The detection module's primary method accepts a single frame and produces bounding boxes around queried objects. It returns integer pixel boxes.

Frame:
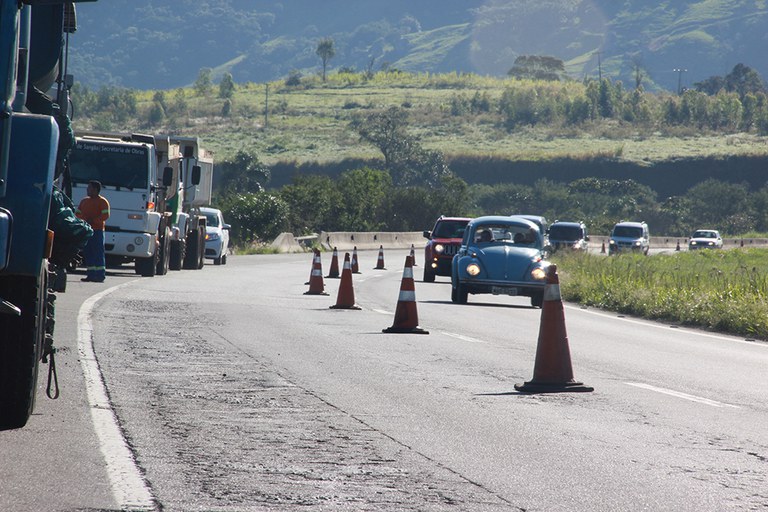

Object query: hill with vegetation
[70,68,768,245]
[71,0,768,94]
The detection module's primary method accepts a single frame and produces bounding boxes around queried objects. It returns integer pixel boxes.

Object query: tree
[194,67,213,96]
[280,175,344,233]
[508,55,566,81]
[214,150,270,195]
[219,72,235,99]
[221,192,289,244]
[694,64,766,99]
[316,37,335,82]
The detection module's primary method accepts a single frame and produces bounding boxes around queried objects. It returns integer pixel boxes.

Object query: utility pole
[673,68,687,95]
[264,83,269,130]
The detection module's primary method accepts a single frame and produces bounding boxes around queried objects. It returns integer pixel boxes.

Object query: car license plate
[492,286,517,296]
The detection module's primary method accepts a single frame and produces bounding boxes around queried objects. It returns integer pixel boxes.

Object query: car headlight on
[531,267,547,281]
[207,232,219,241]
[690,241,697,246]
[707,241,714,246]
[434,243,445,254]
[634,241,642,247]
[609,240,616,245]
[466,263,480,276]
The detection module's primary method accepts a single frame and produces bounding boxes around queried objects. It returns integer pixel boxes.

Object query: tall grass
[553,249,768,340]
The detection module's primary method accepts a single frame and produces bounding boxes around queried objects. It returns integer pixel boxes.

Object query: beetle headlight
[434,243,444,254]
[531,267,547,281]
[466,263,480,276]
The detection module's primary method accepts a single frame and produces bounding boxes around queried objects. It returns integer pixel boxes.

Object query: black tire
[196,226,205,269]
[213,255,222,265]
[423,268,435,283]
[222,253,227,265]
[0,265,45,430]
[156,227,171,275]
[135,254,157,277]
[531,292,544,308]
[451,281,467,304]
[169,239,185,271]
[183,230,200,270]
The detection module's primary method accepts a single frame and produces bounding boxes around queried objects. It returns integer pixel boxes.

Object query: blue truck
[0,0,95,430]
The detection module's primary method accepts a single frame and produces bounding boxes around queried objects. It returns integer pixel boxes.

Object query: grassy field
[122,73,768,170]
[552,249,768,340]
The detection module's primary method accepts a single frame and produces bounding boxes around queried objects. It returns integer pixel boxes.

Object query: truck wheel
[196,226,205,269]
[0,265,45,430]
[183,230,200,270]
[135,254,157,277]
[156,227,171,275]
[169,239,184,271]
[423,268,435,283]
[530,292,544,308]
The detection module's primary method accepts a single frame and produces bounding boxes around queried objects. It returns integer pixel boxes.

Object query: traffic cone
[330,253,361,310]
[410,244,418,266]
[326,247,340,278]
[374,245,386,270]
[675,240,681,251]
[351,246,361,274]
[304,249,328,295]
[515,264,593,393]
[383,255,429,334]
[600,241,606,254]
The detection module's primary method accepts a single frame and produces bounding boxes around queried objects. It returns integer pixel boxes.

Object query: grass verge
[551,249,768,340]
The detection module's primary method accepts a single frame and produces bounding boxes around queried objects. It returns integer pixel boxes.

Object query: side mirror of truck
[223,224,231,230]
[162,166,173,187]
[191,165,201,185]
[423,230,431,239]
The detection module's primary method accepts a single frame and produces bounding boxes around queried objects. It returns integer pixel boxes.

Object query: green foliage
[194,68,213,96]
[219,72,235,99]
[508,55,566,81]
[214,150,270,195]
[220,192,289,244]
[554,250,768,340]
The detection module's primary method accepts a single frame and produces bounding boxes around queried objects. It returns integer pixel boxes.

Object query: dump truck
[69,132,173,276]
[0,0,96,430]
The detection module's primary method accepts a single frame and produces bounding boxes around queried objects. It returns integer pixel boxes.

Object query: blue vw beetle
[451,216,551,307]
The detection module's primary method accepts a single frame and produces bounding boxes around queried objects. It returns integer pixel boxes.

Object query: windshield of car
[70,141,150,190]
[204,212,220,227]
[612,226,643,238]
[472,223,539,247]
[692,230,716,238]
[549,224,583,240]
[433,220,469,238]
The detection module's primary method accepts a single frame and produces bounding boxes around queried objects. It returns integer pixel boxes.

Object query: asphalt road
[1,250,767,511]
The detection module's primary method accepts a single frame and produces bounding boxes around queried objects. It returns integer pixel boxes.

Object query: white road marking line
[626,382,739,409]
[441,331,487,344]
[372,308,393,315]
[78,282,156,511]
[567,304,768,347]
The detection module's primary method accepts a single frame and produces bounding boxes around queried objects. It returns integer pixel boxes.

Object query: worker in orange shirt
[76,180,110,282]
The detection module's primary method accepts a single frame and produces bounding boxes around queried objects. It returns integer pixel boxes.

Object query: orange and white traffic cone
[330,253,361,310]
[351,246,361,274]
[383,255,428,334]
[374,245,386,270]
[304,249,328,295]
[327,247,340,278]
[409,244,417,266]
[514,264,592,393]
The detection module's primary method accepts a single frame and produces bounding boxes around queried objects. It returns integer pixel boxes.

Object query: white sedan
[688,229,723,250]
[200,207,231,264]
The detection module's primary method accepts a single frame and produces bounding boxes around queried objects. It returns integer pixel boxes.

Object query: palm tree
[316,38,335,82]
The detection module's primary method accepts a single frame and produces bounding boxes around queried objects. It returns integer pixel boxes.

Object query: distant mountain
[69,0,768,93]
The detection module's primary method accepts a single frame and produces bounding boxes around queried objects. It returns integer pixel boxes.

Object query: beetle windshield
[473,223,540,248]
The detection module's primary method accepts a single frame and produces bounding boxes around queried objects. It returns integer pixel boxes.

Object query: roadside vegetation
[70,65,768,247]
[552,250,768,340]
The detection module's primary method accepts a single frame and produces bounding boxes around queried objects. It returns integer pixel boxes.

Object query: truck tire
[183,230,200,270]
[156,227,171,276]
[135,255,156,277]
[196,225,205,269]
[0,265,45,430]
[169,239,185,271]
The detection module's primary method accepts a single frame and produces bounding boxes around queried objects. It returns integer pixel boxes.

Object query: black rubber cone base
[304,291,329,296]
[382,326,429,334]
[514,380,594,393]
[330,304,362,310]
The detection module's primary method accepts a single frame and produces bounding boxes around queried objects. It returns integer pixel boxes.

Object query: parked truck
[69,132,173,276]
[0,0,95,430]
[155,135,213,271]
